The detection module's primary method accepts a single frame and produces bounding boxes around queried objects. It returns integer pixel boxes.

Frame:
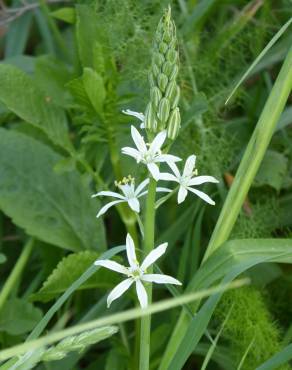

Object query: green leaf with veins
[0,129,105,252]
[0,64,70,149]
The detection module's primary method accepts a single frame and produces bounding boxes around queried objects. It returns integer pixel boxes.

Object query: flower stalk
[139,177,157,370]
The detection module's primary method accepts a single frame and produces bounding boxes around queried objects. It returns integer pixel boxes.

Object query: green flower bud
[144,102,157,132]
[157,97,170,123]
[165,80,176,99]
[150,86,162,108]
[148,72,155,88]
[162,61,173,76]
[153,52,164,67]
[167,108,181,140]
[158,73,168,92]
[166,49,177,63]
[170,64,178,80]
[171,86,180,109]
[159,42,168,54]
[152,63,160,78]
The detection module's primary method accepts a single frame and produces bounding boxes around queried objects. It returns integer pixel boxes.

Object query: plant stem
[139,178,157,370]
[203,44,292,262]
[0,238,34,312]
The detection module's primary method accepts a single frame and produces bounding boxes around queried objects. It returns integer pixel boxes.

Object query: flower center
[128,266,143,280]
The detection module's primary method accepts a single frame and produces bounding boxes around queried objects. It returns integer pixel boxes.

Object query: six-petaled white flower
[159,155,219,204]
[94,234,182,308]
[122,109,145,129]
[92,177,171,217]
[121,126,181,180]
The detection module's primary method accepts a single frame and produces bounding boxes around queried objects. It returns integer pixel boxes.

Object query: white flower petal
[187,187,215,205]
[131,125,147,152]
[135,179,150,196]
[158,172,178,182]
[188,176,219,186]
[107,278,134,307]
[96,200,124,217]
[126,233,138,268]
[183,155,196,178]
[94,260,128,275]
[128,197,140,213]
[147,163,160,180]
[121,147,141,160]
[135,280,148,308]
[167,161,181,178]
[122,109,145,122]
[141,242,168,271]
[156,187,172,193]
[92,191,125,200]
[155,154,182,163]
[142,274,182,285]
[177,186,188,204]
[149,130,166,153]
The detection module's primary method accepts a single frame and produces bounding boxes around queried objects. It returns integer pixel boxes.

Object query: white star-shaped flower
[121,126,181,180]
[122,109,145,129]
[159,155,219,204]
[94,234,182,308]
[92,178,171,217]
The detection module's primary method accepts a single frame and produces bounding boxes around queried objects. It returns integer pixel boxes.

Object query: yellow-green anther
[158,97,170,123]
[150,87,162,108]
[158,73,168,92]
[167,107,181,140]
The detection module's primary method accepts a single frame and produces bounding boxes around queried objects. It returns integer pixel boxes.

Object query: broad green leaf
[31,251,121,302]
[0,129,105,252]
[254,150,288,191]
[51,7,76,24]
[160,239,292,370]
[0,298,42,335]
[83,68,106,115]
[276,106,292,131]
[0,64,70,148]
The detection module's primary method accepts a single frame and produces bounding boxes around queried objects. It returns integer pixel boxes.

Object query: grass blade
[0,279,248,362]
[225,17,292,104]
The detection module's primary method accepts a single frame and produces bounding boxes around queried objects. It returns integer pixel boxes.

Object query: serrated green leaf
[0,64,70,149]
[31,251,120,302]
[0,298,42,335]
[0,129,105,252]
[254,150,288,191]
[51,7,76,24]
[83,68,106,115]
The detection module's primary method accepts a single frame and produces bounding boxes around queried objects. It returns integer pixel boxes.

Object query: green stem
[139,178,157,370]
[0,238,34,312]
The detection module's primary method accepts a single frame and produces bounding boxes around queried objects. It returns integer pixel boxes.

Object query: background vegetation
[0,0,291,369]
